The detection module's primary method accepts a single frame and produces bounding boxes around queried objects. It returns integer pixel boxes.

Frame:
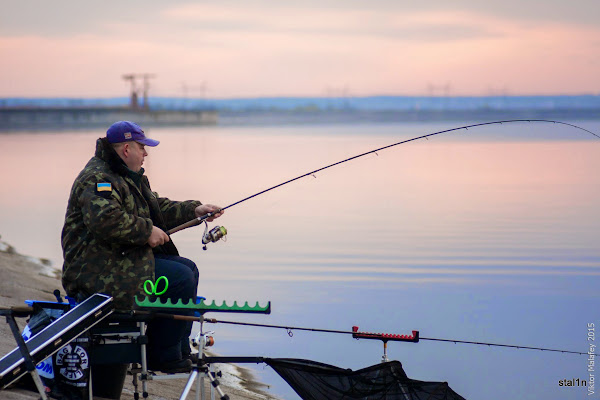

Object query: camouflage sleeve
[80,182,153,246]
[154,193,202,230]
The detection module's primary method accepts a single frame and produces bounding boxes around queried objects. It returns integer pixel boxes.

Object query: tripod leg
[205,369,229,400]
[200,374,205,400]
[180,370,199,400]
[210,364,215,400]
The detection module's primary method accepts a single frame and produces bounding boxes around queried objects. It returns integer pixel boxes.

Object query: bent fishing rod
[168,119,599,236]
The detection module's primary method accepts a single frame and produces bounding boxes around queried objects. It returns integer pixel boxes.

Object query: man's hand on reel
[195,204,224,222]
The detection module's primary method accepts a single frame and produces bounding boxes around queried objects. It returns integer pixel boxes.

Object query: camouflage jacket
[61,138,201,309]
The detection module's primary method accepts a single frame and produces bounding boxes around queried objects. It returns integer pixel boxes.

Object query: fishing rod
[150,311,593,355]
[202,317,596,357]
[168,119,599,235]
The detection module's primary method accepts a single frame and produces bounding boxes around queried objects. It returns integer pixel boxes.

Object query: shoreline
[0,237,281,400]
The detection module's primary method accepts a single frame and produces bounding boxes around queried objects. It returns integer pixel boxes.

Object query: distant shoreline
[217,108,600,126]
[0,107,599,132]
[1,93,599,131]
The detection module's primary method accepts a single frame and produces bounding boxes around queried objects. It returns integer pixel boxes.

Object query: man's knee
[173,256,199,282]
[156,268,195,298]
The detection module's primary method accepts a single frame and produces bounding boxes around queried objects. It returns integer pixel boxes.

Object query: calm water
[1,120,599,399]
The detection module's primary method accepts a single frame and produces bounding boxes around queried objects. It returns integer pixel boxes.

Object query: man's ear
[121,142,130,157]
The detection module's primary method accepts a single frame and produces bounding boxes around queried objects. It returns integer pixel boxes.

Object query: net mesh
[266,358,466,400]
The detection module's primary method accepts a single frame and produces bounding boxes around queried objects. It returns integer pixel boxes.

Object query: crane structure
[122,73,156,110]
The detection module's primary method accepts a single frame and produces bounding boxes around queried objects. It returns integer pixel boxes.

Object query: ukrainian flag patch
[97,182,112,192]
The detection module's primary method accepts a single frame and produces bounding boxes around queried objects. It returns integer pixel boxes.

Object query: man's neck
[126,166,145,186]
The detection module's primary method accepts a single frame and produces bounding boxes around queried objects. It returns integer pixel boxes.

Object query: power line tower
[122,73,156,110]
[426,82,451,97]
[180,81,207,98]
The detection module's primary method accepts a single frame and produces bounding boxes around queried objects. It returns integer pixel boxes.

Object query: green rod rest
[134,296,271,315]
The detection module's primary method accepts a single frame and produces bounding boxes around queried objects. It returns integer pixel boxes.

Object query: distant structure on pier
[0,74,218,131]
[122,73,155,110]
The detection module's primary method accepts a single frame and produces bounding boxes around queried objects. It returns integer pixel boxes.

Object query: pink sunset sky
[1,0,599,98]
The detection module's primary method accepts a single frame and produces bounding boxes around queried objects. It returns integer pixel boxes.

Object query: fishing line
[417,336,593,355]
[168,119,599,234]
[204,317,596,356]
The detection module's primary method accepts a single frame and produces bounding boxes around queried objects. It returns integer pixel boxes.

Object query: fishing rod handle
[168,207,223,235]
[167,216,204,235]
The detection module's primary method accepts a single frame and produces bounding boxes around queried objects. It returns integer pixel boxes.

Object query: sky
[1,0,599,98]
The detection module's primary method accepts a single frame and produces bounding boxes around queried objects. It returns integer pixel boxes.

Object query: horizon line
[1,93,600,101]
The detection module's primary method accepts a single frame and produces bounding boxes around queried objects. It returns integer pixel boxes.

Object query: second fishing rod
[168,119,599,240]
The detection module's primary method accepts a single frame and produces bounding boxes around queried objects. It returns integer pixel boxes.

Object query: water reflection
[1,125,598,283]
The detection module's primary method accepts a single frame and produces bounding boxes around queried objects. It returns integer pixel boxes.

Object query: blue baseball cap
[106,121,159,147]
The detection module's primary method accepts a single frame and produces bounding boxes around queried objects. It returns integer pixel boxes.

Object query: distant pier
[0,106,218,131]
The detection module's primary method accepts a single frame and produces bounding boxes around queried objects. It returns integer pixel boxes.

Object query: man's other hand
[195,204,224,222]
[148,226,170,247]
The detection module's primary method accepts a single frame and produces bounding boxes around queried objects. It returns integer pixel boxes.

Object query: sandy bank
[0,238,281,400]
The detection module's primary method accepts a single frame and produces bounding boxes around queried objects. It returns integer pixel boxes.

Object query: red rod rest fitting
[352,326,420,343]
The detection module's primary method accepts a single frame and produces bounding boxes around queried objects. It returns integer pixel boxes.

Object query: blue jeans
[146,254,198,362]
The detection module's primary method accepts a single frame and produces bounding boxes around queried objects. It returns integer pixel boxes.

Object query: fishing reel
[202,221,227,250]
[192,331,215,348]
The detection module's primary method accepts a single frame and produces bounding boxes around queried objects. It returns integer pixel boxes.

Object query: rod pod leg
[139,321,149,398]
[5,313,48,400]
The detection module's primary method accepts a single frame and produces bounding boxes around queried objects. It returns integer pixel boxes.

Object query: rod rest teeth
[134,295,271,314]
[352,326,419,343]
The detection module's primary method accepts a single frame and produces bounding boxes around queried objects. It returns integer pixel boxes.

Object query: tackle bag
[21,301,92,399]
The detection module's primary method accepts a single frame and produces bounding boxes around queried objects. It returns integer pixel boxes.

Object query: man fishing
[61,120,223,373]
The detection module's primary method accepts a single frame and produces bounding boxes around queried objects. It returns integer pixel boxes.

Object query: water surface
[0,120,598,399]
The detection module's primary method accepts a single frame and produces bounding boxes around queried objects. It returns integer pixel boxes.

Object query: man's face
[124,141,148,172]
